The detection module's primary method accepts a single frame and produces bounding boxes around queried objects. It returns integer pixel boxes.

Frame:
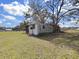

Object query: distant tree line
[0,27,5,31]
[12,21,28,31]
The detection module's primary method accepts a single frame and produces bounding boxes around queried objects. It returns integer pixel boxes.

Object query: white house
[26,15,53,36]
[5,28,12,31]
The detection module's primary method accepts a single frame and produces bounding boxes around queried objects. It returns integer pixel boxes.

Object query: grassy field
[0,30,79,59]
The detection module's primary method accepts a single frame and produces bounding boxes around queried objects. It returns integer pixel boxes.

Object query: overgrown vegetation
[12,21,28,31]
[24,0,79,33]
[0,30,79,59]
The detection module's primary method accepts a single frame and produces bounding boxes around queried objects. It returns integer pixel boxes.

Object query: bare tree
[45,0,79,32]
[25,0,48,23]
[71,0,79,5]
[24,0,79,33]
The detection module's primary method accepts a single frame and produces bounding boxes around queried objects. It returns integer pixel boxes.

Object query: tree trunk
[52,24,61,33]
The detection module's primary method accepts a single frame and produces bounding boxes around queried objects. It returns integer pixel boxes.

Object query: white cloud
[5,15,16,20]
[0,21,4,27]
[61,8,67,13]
[7,23,11,25]
[0,1,30,16]
[70,20,77,23]
[2,19,6,22]
[44,0,49,2]
[0,21,2,24]
[0,14,16,20]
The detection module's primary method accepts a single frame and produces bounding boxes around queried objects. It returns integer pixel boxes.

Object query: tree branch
[58,8,79,23]
[56,0,64,24]
[46,3,54,13]
[60,8,79,18]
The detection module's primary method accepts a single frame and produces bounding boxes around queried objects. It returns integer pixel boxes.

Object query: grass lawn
[0,30,79,59]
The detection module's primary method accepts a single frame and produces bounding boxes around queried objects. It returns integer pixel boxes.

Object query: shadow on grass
[35,31,79,52]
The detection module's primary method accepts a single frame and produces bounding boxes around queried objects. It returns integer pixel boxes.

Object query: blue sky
[0,0,79,28]
[0,0,26,27]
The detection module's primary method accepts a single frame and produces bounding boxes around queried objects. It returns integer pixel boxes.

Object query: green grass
[0,30,79,59]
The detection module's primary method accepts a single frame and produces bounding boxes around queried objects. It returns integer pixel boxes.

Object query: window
[42,25,45,29]
[30,24,35,29]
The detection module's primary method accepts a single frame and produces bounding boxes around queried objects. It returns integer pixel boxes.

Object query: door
[25,25,29,34]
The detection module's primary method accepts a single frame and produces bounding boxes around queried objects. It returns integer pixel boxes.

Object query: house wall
[38,24,53,34]
[29,24,39,35]
[27,15,53,35]
[28,23,53,36]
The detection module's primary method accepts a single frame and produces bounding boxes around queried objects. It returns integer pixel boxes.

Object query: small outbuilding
[25,15,53,36]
